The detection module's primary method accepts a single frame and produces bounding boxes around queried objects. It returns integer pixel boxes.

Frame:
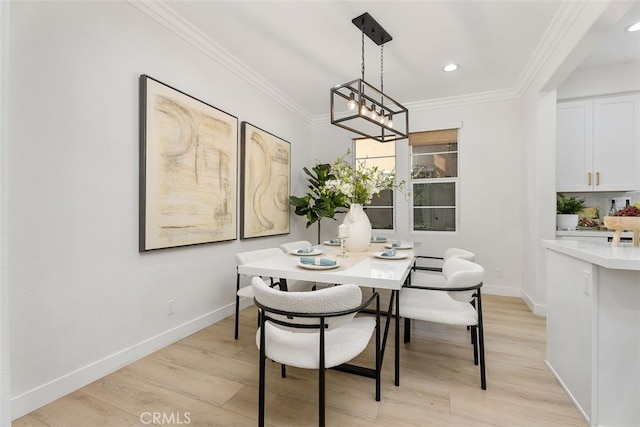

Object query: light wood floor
[13,294,586,426]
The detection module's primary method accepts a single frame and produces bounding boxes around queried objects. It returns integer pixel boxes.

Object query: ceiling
[161,0,640,118]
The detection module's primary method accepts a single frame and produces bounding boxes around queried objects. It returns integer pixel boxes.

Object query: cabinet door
[593,94,640,191]
[556,100,593,192]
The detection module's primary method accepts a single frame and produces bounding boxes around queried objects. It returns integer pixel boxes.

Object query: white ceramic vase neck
[343,204,372,252]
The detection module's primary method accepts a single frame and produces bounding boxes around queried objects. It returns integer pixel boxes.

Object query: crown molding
[129,0,586,127]
[513,0,588,96]
[127,0,315,123]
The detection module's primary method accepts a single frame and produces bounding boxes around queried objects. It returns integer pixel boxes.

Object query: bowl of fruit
[603,203,640,246]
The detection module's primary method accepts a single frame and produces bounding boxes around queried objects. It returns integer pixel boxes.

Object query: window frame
[408,127,461,234]
[353,138,398,232]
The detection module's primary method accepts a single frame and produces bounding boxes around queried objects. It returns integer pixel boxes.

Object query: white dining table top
[237,242,418,290]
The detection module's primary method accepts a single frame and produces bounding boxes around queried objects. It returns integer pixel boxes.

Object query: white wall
[558,61,640,100]
[311,97,526,298]
[518,0,631,315]
[1,1,10,425]
[8,1,313,418]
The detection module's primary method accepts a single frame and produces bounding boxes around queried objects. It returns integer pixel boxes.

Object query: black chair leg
[404,318,411,343]
[281,364,286,378]
[234,274,241,340]
[319,320,326,426]
[471,325,478,365]
[477,291,487,390]
[258,315,266,426]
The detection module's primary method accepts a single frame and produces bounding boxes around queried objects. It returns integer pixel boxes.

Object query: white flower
[320,151,405,205]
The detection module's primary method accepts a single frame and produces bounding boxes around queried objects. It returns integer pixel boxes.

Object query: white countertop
[556,229,633,238]
[541,239,640,270]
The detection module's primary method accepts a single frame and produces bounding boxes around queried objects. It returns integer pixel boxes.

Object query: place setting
[372,248,409,260]
[296,256,341,270]
[288,246,324,256]
[384,240,413,250]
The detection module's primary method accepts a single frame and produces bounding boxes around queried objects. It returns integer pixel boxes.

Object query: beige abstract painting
[241,122,290,238]
[140,75,238,251]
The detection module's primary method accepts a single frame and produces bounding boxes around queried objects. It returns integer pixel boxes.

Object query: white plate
[373,251,409,260]
[384,243,413,250]
[323,240,341,246]
[297,260,340,270]
[289,249,323,256]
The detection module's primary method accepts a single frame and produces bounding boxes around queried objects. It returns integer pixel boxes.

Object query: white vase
[557,214,579,231]
[343,203,372,252]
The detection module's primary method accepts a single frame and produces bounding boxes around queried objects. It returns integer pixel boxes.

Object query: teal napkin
[300,257,337,266]
[371,236,387,242]
[296,246,314,254]
[391,241,402,248]
[381,249,397,257]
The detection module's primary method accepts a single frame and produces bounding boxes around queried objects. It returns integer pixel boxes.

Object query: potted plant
[289,163,349,243]
[556,193,586,231]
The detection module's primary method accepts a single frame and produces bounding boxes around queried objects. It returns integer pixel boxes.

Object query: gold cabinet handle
[596,172,600,186]
[588,172,592,186]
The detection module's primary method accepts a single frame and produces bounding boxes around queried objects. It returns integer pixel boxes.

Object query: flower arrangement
[322,150,404,206]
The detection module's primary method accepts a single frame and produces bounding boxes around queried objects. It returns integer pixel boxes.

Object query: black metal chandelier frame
[330,12,409,143]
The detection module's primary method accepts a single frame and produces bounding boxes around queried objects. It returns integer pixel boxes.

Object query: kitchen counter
[556,229,633,238]
[542,239,640,426]
[541,239,640,270]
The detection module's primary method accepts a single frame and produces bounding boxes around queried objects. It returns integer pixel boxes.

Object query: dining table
[237,240,420,387]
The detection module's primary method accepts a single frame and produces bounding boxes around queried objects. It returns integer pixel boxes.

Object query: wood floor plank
[12,295,587,426]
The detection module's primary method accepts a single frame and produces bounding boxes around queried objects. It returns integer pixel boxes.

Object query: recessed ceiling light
[443,63,459,72]
[627,21,640,32]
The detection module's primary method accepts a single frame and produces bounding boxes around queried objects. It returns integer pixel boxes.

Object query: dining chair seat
[400,288,477,325]
[258,317,376,369]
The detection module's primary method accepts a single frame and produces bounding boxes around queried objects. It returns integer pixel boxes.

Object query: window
[410,128,459,232]
[354,138,396,230]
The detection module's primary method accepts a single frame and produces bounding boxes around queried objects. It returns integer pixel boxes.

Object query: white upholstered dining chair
[234,247,313,340]
[400,257,487,389]
[410,247,476,288]
[252,276,381,426]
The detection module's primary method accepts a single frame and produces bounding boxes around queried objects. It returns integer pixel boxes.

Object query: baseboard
[521,289,547,317]
[482,284,521,298]
[11,304,236,420]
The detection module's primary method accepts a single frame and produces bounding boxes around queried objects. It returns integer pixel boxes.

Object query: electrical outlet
[496,268,503,278]
[167,299,175,316]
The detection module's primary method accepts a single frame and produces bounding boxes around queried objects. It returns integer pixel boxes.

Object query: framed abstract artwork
[139,74,238,251]
[240,122,291,239]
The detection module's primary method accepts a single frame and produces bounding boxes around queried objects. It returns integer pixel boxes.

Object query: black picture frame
[139,74,238,251]
[240,122,291,239]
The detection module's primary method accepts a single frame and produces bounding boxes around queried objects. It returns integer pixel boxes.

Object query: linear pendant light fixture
[330,12,409,143]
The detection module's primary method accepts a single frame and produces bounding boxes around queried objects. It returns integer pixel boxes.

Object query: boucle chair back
[252,276,362,330]
[279,240,313,253]
[236,247,283,265]
[444,248,476,262]
[443,257,485,302]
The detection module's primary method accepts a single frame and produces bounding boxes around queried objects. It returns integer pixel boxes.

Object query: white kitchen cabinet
[556,93,640,192]
[543,240,640,426]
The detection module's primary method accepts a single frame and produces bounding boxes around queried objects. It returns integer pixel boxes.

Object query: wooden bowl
[603,216,640,246]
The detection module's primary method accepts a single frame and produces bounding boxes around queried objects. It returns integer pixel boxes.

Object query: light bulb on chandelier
[347,93,358,111]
